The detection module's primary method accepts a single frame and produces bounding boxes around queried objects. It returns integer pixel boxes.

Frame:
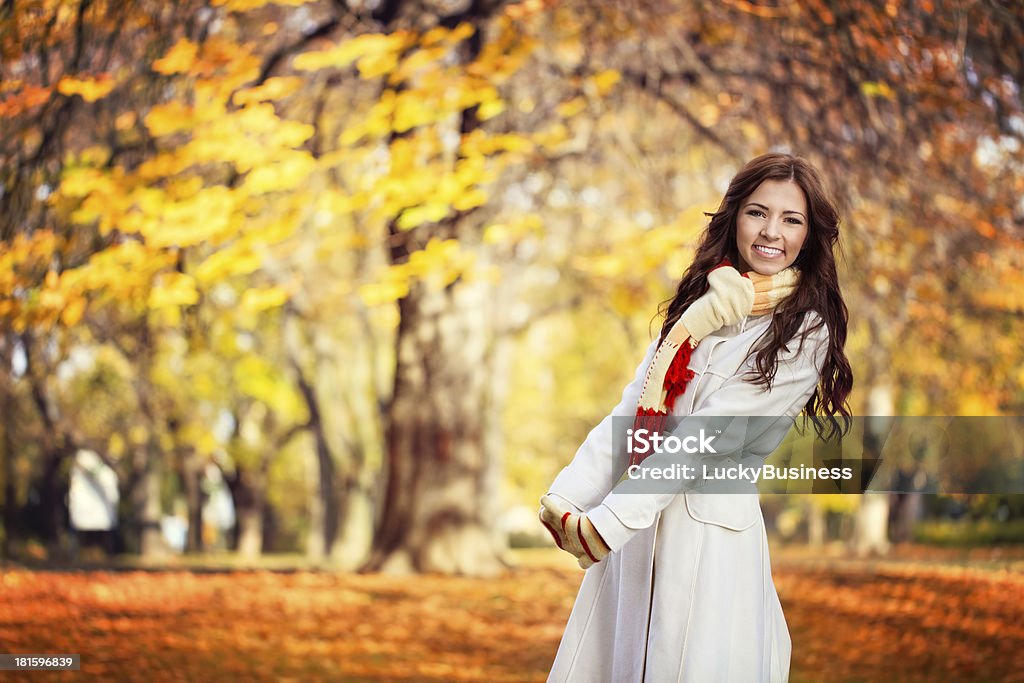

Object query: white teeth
[754,245,782,255]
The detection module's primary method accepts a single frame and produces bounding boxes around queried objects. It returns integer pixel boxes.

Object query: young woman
[539,153,853,683]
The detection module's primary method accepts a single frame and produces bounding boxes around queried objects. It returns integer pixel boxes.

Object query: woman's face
[734,179,809,275]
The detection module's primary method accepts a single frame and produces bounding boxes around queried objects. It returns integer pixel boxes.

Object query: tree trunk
[1,376,17,559]
[333,475,373,571]
[236,505,263,559]
[36,450,70,549]
[294,366,337,562]
[891,491,923,544]
[807,500,826,547]
[21,334,73,553]
[852,492,890,557]
[115,466,140,555]
[480,332,515,559]
[135,445,166,559]
[332,411,372,569]
[226,462,267,560]
[115,324,167,560]
[353,1,514,576]
[366,276,505,576]
[331,275,386,570]
[304,442,327,561]
[173,442,205,554]
[851,381,893,557]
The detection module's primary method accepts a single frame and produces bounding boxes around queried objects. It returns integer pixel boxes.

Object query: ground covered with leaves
[1,549,1023,682]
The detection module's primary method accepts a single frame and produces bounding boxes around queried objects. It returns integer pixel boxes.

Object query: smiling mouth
[753,244,784,257]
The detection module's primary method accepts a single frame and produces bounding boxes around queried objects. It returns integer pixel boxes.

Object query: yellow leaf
[397,203,450,230]
[477,99,505,120]
[393,93,439,132]
[483,223,510,244]
[293,33,408,72]
[108,433,125,458]
[145,101,196,136]
[59,167,110,198]
[149,273,199,309]
[453,188,487,211]
[532,123,568,149]
[232,102,282,135]
[556,97,587,118]
[233,355,305,420]
[590,69,621,95]
[860,81,896,100]
[153,38,199,75]
[493,133,534,153]
[319,190,362,215]
[407,238,463,278]
[420,26,451,48]
[57,74,116,102]
[358,280,408,306]
[338,123,366,146]
[448,22,475,43]
[195,246,263,285]
[357,51,399,79]
[574,253,625,277]
[136,152,187,180]
[212,0,315,9]
[129,425,149,446]
[698,103,719,126]
[232,77,304,106]
[957,392,998,416]
[139,187,235,248]
[242,152,316,195]
[270,119,315,148]
[240,286,289,313]
[61,296,87,327]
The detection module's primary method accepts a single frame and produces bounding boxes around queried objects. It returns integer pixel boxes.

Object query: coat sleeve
[545,337,660,514]
[587,312,831,552]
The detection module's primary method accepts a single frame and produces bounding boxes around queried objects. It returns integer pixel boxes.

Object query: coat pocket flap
[684,492,759,531]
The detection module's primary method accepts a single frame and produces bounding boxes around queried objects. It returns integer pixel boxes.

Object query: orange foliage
[1,559,1023,682]
[775,555,1024,682]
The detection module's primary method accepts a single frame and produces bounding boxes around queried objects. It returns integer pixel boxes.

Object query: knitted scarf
[629,259,797,469]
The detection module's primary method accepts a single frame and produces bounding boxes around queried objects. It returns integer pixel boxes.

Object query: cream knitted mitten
[538,495,610,570]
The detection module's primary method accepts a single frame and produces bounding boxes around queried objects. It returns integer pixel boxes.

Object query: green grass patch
[913,518,1024,546]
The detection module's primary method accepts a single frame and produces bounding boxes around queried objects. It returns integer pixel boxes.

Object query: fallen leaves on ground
[0,552,1022,682]
[775,561,1024,683]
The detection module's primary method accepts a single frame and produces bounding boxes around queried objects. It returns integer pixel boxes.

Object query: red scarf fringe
[663,339,696,411]
[630,338,697,468]
[633,407,669,435]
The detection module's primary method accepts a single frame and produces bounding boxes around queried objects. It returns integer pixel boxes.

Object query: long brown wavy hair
[656,153,853,441]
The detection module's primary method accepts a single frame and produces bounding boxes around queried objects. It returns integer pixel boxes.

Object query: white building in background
[161,514,188,552]
[68,449,118,532]
[202,462,235,549]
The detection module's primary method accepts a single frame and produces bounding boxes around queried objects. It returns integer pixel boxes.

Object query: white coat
[545,309,831,683]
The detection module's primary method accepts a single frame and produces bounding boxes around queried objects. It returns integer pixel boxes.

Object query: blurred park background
[2,0,1024,680]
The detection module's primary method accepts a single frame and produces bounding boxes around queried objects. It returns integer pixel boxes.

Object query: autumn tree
[3,0,1021,570]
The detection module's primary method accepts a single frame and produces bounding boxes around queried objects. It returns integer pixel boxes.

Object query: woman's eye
[747,210,765,218]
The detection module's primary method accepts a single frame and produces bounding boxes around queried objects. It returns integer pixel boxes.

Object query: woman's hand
[539,495,611,570]
[674,265,755,343]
